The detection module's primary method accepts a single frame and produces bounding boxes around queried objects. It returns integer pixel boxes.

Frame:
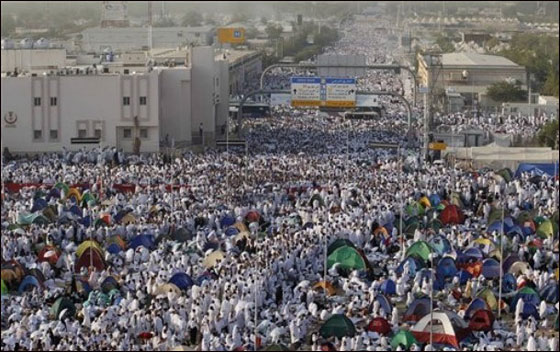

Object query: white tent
[411,310,470,348]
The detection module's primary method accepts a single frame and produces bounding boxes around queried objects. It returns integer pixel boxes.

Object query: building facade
[1,47,229,154]
[418,52,526,108]
[79,26,215,53]
[1,48,67,74]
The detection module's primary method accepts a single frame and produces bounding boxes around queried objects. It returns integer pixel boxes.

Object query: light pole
[498,198,505,318]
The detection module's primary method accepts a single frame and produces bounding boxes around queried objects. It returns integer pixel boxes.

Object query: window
[50,130,58,139]
[78,129,87,138]
[195,32,200,38]
[123,128,132,138]
[34,97,41,106]
[94,128,102,139]
[177,32,183,37]
[94,122,103,139]
[123,96,130,105]
[139,96,147,105]
[140,128,148,139]
[34,130,42,140]
[215,77,220,87]
[50,97,57,106]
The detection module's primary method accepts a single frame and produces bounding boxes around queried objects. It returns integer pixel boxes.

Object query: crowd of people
[1,17,559,352]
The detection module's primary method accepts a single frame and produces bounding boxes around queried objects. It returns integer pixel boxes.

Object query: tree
[182,10,202,27]
[265,24,283,39]
[260,16,268,25]
[537,119,559,149]
[435,35,455,53]
[486,81,527,103]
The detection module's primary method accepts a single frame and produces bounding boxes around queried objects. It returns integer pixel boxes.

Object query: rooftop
[215,50,259,65]
[441,52,519,67]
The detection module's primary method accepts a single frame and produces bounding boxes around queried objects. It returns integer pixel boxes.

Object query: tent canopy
[391,329,418,350]
[169,272,195,290]
[203,250,225,269]
[515,162,559,178]
[129,234,156,250]
[411,310,470,348]
[327,245,367,271]
[50,297,76,320]
[18,275,42,294]
[403,297,432,322]
[319,314,356,338]
[405,241,433,262]
[327,239,355,256]
[367,317,392,335]
[313,281,337,296]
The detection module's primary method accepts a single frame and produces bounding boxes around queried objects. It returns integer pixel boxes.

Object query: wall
[1,72,159,154]
[1,49,67,73]
[191,46,216,145]
[158,68,192,146]
[81,27,213,53]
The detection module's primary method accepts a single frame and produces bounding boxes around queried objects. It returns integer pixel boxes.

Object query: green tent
[327,245,366,271]
[327,239,355,256]
[262,344,290,351]
[488,208,505,226]
[404,216,419,226]
[404,222,419,235]
[18,213,49,226]
[497,168,513,183]
[319,314,356,338]
[477,287,498,311]
[405,241,432,262]
[309,194,325,207]
[54,182,70,195]
[537,219,554,238]
[406,203,425,217]
[33,190,47,199]
[1,279,7,295]
[534,216,546,226]
[81,192,97,207]
[391,329,418,350]
[516,211,534,225]
[50,297,76,320]
[428,219,443,232]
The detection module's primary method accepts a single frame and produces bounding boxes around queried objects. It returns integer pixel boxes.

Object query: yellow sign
[325,101,356,108]
[429,142,447,151]
[217,27,245,44]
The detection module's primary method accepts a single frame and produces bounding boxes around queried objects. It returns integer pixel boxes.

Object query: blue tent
[69,205,82,218]
[31,198,48,212]
[465,298,489,320]
[429,194,441,207]
[225,227,239,237]
[507,226,525,240]
[47,188,61,201]
[383,221,394,235]
[18,275,41,294]
[455,269,473,285]
[520,303,539,320]
[511,288,541,308]
[481,258,501,279]
[129,234,155,250]
[502,273,517,293]
[196,271,218,286]
[78,215,91,228]
[220,216,236,228]
[374,294,392,315]
[169,273,194,290]
[403,297,431,322]
[463,247,484,261]
[417,268,436,283]
[429,236,452,256]
[380,279,396,295]
[107,243,122,254]
[515,162,559,178]
[396,256,424,276]
[502,254,520,273]
[540,282,559,304]
[436,257,458,280]
[203,241,219,252]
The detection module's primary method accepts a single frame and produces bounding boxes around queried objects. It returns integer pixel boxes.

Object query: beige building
[417,52,526,108]
[1,48,67,74]
[216,49,262,96]
[1,46,229,154]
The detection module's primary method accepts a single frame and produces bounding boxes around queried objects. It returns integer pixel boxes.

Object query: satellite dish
[461,70,469,79]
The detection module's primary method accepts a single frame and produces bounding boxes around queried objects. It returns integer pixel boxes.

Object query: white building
[1,46,229,154]
[79,26,215,53]
[1,48,67,74]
